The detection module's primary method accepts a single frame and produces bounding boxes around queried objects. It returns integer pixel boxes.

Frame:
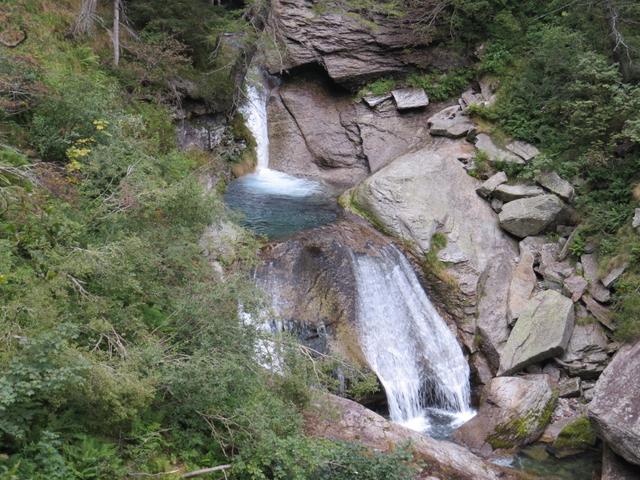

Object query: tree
[72,0,123,66]
[602,0,636,81]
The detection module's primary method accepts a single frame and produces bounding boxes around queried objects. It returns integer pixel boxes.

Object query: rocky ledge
[264,0,466,85]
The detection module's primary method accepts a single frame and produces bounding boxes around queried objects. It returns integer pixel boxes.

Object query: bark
[113,0,120,66]
[72,0,98,37]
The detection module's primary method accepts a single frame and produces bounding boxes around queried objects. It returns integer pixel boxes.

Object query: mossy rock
[487,392,558,450]
[552,416,597,451]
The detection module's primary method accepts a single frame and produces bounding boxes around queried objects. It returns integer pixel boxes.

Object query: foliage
[407,68,473,102]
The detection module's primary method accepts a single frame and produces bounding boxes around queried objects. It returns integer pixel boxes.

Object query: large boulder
[306,394,521,480]
[454,375,556,452]
[588,341,640,466]
[498,194,566,238]
[499,290,575,375]
[349,138,518,368]
[265,0,464,85]
[268,78,433,186]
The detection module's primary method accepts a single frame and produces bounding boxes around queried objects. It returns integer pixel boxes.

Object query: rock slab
[536,171,575,202]
[391,88,429,109]
[589,341,640,466]
[499,290,575,375]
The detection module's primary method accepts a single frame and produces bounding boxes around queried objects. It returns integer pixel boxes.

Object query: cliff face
[264,0,467,85]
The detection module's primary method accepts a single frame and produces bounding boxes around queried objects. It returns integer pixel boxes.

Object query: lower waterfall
[351,245,474,434]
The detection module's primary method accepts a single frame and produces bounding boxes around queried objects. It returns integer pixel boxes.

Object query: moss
[423,233,457,289]
[338,189,392,236]
[229,112,257,175]
[488,393,558,450]
[552,417,597,450]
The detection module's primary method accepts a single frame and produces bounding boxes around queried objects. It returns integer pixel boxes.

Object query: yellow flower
[93,119,110,131]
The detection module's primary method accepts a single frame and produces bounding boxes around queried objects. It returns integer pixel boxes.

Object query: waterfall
[351,245,474,434]
[240,82,270,171]
[237,72,325,196]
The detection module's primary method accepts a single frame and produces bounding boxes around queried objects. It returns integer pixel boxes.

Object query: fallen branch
[128,465,231,479]
[181,465,232,478]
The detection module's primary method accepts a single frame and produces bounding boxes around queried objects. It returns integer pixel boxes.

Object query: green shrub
[407,68,473,102]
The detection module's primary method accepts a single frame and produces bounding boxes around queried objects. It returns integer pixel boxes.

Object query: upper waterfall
[240,81,270,171]
[351,245,474,435]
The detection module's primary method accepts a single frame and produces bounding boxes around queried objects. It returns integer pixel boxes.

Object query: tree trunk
[72,0,98,37]
[603,0,633,81]
[113,0,120,66]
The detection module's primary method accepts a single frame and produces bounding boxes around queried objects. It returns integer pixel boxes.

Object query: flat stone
[506,140,540,162]
[363,93,392,108]
[476,171,508,198]
[589,341,640,466]
[563,275,587,302]
[602,262,628,288]
[499,290,575,375]
[493,184,546,202]
[582,294,615,330]
[498,195,566,238]
[581,253,611,303]
[507,243,537,323]
[428,105,475,138]
[558,377,581,398]
[391,88,429,110]
[536,171,575,202]
[474,134,524,164]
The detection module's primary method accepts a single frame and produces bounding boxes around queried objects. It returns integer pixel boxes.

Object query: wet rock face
[589,341,640,466]
[256,219,393,365]
[453,374,556,453]
[268,77,434,187]
[349,138,518,368]
[264,0,465,85]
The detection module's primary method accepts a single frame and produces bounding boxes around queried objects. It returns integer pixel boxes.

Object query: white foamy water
[351,245,474,434]
[238,74,325,197]
[240,82,270,171]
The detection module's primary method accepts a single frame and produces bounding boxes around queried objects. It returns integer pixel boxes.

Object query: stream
[224,71,598,478]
